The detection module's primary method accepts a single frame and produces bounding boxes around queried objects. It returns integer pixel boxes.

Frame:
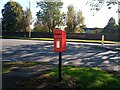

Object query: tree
[33,19,49,32]
[36,1,65,33]
[0,18,2,32]
[2,1,23,32]
[66,5,85,33]
[33,25,42,32]
[86,0,119,16]
[101,17,118,33]
[118,19,120,33]
[22,8,32,32]
[33,24,49,32]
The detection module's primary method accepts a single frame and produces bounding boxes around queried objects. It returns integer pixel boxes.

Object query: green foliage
[2,61,49,73]
[101,17,118,33]
[48,66,120,88]
[22,8,32,32]
[0,18,2,32]
[19,66,120,88]
[117,19,120,33]
[91,29,102,34]
[36,1,65,33]
[2,64,11,73]
[33,25,42,32]
[2,1,23,32]
[86,0,119,16]
[66,5,85,33]
[74,27,85,33]
[33,25,49,32]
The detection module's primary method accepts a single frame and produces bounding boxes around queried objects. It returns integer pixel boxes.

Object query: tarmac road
[1,39,120,72]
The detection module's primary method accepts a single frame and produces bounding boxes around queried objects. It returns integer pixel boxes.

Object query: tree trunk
[48,26,51,33]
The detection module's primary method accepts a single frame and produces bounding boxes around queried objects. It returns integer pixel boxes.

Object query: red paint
[54,30,66,52]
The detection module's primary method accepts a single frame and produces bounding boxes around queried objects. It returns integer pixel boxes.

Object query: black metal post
[58,52,62,82]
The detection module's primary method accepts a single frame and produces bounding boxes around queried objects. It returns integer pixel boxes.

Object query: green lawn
[67,39,116,44]
[18,66,120,89]
[30,38,54,41]
[2,61,49,73]
[2,36,117,44]
[30,38,117,44]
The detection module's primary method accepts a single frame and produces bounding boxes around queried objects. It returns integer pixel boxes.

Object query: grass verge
[2,36,117,44]
[18,66,120,89]
[30,38,117,44]
[2,61,50,73]
[67,39,117,44]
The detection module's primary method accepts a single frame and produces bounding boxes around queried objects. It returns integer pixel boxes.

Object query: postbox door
[56,39,60,49]
[54,38,61,52]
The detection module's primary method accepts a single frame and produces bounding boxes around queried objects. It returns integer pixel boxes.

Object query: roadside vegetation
[1,0,119,34]
[1,36,117,44]
[30,38,117,44]
[3,61,120,89]
[18,66,120,89]
[2,61,49,73]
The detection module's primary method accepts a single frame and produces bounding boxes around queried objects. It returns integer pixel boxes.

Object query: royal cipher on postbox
[54,30,66,52]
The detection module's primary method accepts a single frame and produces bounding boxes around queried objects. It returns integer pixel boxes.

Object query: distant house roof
[86,30,91,33]
[82,28,103,31]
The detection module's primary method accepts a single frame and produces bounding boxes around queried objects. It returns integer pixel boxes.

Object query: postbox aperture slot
[55,34,61,35]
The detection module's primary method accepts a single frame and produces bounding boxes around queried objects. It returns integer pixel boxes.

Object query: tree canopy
[86,0,119,16]
[65,5,85,33]
[101,17,118,33]
[36,1,65,33]
[0,18,2,32]
[118,19,120,33]
[23,8,32,32]
[2,1,23,32]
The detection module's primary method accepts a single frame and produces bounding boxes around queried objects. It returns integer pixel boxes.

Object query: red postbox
[54,30,66,52]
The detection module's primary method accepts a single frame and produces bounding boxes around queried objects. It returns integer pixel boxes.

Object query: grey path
[1,39,120,72]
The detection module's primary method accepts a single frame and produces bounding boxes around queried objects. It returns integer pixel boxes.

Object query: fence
[2,32,120,41]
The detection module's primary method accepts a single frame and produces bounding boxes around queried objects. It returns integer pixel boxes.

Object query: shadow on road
[2,42,120,71]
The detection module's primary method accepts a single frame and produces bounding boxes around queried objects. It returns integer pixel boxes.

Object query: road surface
[1,39,120,72]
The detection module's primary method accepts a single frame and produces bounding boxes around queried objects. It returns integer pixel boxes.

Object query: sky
[0,0,119,28]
